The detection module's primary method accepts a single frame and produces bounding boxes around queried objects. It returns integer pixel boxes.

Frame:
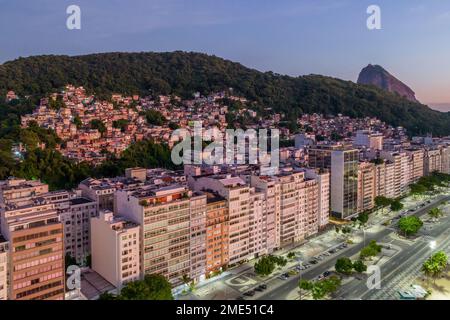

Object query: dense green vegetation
[99,274,173,300]
[1,51,450,136]
[409,172,450,196]
[298,276,341,300]
[398,216,423,237]
[254,255,288,276]
[421,251,448,282]
[359,240,382,260]
[335,257,368,275]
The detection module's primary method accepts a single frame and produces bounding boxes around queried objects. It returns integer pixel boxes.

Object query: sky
[1,0,450,109]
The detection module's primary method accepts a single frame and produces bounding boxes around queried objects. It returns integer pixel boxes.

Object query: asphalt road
[255,194,450,300]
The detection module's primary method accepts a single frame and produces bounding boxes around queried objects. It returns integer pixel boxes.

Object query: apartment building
[205,193,229,274]
[189,193,207,282]
[330,149,359,219]
[0,178,49,209]
[249,175,280,251]
[305,169,330,229]
[355,130,383,150]
[0,236,7,300]
[357,162,376,213]
[406,149,425,183]
[440,146,450,175]
[424,149,442,176]
[381,151,410,198]
[79,177,143,212]
[308,146,359,220]
[189,175,253,265]
[36,190,97,264]
[115,184,195,286]
[1,200,65,300]
[250,170,321,248]
[248,190,268,258]
[91,210,140,290]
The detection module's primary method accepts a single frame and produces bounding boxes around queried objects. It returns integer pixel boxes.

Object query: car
[255,286,264,292]
[244,290,255,297]
[259,284,267,290]
[323,271,331,277]
[342,243,348,248]
[279,275,288,280]
[309,260,318,264]
[329,249,336,254]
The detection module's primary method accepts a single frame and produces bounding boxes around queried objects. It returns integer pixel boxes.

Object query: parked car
[279,274,288,280]
[244,290,255,297]
[323,271,331,277]
[259,284,267,290]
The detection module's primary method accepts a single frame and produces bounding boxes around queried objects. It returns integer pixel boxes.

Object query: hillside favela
[1,1,450,309]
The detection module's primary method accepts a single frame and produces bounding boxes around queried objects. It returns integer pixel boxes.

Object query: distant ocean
[428,103,450,112]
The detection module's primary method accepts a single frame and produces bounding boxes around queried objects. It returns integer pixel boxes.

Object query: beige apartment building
[251,170,322,249]
[305,169,330,229]
[0,236,7,300]
[115,184,196,286]
[189,176,252,266]
[424,149,442,176]
[406,149,425,183]
[249,175,280,251]
[189,193,207,282]
[1,201,65,300]
[0,178,48,209]
[441,146,450,174]
[91,210,140,290]
[357,162,376,213]
[41,190,97,264]
[381,151,410,198]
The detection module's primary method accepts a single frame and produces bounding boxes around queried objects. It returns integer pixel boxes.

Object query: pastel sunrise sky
[1,0,450,109]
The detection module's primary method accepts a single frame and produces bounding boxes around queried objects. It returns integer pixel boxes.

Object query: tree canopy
[1,52,450,136]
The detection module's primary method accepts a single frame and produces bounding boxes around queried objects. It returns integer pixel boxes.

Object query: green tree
[90,119,106,134]
[360,240,382,260]
[353,260,367,273]
[428,208,443,219]
[375,196,392,214]
[335,258,354,275]
[254,256,276,276]
[357,212,369,226]
[73,116,83,129]
[421,251,448,282]
[119,274,173,300]
[398,216,423,237]
[390,199,404,212]
[144,110,167,126]
[287,252,296,260]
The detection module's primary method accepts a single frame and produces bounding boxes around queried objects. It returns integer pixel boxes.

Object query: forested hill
[1,51,449,136]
